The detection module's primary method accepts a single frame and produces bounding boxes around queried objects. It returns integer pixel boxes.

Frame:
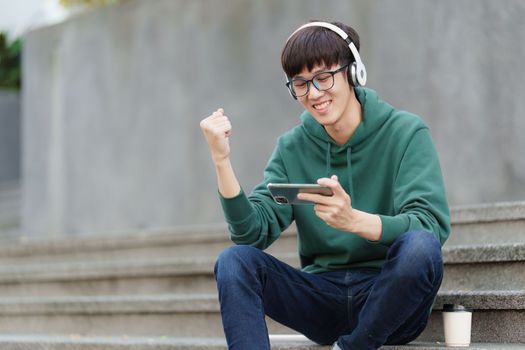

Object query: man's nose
[307,82,324,98]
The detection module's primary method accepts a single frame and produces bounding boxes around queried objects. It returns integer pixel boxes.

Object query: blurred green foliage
[0,32,21,90]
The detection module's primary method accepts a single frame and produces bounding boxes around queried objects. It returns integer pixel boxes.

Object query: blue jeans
[214,230,443,350]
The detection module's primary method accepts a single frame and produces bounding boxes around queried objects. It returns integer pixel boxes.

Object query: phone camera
[275,196,289,204]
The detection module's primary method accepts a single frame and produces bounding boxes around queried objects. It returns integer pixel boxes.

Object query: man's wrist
[213,156,231,169]
[349,209,382,242]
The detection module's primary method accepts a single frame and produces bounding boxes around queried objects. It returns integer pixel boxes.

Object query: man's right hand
[200,108,232,164]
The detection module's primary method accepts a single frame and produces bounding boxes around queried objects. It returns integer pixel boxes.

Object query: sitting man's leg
[335,230,444,350]
[214,245,349,350]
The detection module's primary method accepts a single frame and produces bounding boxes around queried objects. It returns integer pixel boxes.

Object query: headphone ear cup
[349,62,358,87]
[285,78,298,100]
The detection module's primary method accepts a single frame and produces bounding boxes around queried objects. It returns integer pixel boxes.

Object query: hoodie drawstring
[325,143,331,175]
[347,147,354,198]
[325,143,355,198]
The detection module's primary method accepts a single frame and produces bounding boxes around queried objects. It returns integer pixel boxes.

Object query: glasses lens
[291,79,308,97]
[313,72,334,91]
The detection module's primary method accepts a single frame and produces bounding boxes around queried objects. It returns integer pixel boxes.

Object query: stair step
[447,201,525,245]
[0,243,523,297]
[0,253,299,296]
[0,335,521,350]
[1,201,523,263]
[0,225,297,264]
[420,290,525,343]
[0,291,522,341]
[442,243,525,290]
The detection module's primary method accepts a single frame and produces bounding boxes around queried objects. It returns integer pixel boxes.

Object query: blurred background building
[1,0,524,238]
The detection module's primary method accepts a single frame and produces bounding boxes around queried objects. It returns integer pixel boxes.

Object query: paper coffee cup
[442,304,472,347]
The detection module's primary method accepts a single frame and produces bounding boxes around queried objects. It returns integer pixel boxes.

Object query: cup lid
[443,303,472,312]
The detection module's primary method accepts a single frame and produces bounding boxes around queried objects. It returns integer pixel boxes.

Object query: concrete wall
[22,0,525,237]
[0,91,20,182]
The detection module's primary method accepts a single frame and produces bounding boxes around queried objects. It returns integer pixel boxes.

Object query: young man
[200,20,450,350]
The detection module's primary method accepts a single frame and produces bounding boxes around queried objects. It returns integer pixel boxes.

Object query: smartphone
[267,183,333,205]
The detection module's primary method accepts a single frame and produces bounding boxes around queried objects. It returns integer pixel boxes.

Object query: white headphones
[285,21,367,94]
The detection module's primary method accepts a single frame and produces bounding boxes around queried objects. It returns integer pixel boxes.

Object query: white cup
[442,304,472,347]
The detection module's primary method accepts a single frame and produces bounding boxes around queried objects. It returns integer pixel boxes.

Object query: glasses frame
[286,64,349,98]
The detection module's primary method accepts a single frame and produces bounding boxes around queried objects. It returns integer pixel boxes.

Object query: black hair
[281,20,360,78]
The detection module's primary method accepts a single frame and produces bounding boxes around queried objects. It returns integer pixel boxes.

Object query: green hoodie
[219,87,450,273]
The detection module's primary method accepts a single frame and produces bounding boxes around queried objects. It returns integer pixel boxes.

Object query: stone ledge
[443,243,525,263]
[0,335,522,350]
[451,201,525,224]
[0,243,522,285]
[0,253,300,283]
[0,290,523,315]
[0,294,220,315]
[1,200,524,258]
[436,290,525,310]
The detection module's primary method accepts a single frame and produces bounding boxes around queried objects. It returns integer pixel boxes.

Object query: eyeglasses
[286,64,349,98]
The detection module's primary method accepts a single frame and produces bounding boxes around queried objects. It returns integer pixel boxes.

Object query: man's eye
[292,80,307,88]
[315,73,331,82]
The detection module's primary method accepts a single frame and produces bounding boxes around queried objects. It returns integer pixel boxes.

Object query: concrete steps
[447,201,525,245]
[0,335,522,350]
[441,243,525,290]
[0,201,523,348]
[0,225,296,264]
[0,290,522,341]
[1,200,523,263]
[0,243,522,297]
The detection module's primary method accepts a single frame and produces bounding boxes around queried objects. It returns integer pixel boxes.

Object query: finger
[211,108,227,119]
[317,176,345,197]
[205,117,230,131]
[313,203,332,214]
[201,118,230,134]
[298,192,333,205]
[212,123,232,136]
[313,208,332,226]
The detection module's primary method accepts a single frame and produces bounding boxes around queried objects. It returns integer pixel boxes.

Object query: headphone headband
[285,21,367,89]
[287,21,349,42]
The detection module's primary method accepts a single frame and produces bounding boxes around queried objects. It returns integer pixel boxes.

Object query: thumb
[327,174,346,197]
[317,175,345,196]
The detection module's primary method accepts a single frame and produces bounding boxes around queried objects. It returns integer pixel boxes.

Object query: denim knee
[214,245,262,284]
[388,231,443,283]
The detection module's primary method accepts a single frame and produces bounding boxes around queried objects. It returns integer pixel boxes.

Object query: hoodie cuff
[378,214,410,245]
[218,189,255,224]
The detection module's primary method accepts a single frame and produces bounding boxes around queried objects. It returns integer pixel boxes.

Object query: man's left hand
[297,175,355,232]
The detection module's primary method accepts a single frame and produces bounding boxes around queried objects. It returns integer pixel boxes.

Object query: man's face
[293,63,353,128]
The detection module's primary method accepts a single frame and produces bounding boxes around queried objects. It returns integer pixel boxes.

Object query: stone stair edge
[0,225,296,259]
[0,243,523,283]
[0,224,233,257]
[0,335,521,350]
[1,241,524,284]
[0,200,524,255]
[0,253,298,283]
[0,290,523,315]
[451,200,525,224]
[442,243,525,263]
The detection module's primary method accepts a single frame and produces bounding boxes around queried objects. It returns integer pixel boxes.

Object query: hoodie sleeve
[218,142,294,250]
[378,128,451,246]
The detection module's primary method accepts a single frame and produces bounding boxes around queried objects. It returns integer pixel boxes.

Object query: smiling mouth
[313,100,331,110]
